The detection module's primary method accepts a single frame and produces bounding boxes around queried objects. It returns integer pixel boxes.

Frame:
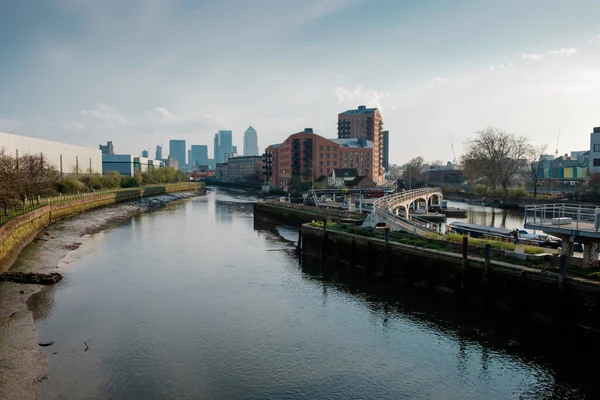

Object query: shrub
[120,176,139,188]
[101,171,121,189]
[55,177,86,194]
[474,184,488,196]
[524,246,545,255]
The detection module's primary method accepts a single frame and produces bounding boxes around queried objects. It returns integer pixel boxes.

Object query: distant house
[328,168,359,188]
[346,176,376,189]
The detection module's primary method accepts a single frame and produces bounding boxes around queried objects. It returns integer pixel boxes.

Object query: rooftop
[332,168,358,178]
[339,105,378,116]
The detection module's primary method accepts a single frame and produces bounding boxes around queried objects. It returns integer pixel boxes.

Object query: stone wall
[0,183,202,274]
[254,201,365,226]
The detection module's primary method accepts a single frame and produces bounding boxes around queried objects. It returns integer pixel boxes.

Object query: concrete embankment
[300,223,600,331]
[254,201,366,226]
[0,183,203,274]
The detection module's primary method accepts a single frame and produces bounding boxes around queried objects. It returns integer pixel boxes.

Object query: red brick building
[265,128,373,189]
[338,105,384,183]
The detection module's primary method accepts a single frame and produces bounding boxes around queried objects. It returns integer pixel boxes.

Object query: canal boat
[447,222,514,240]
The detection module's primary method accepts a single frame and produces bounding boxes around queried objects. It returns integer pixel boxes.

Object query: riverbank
[0,191,200,400]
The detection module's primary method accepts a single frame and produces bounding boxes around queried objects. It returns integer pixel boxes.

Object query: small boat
[447,222,513,240]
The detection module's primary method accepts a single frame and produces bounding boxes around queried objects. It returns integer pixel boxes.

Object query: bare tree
[404,156,424,189]
[429,159,446,169]
[19,154,58,206]
[461,127,531,191]
[0,148,19,215]
[526,144,549,198]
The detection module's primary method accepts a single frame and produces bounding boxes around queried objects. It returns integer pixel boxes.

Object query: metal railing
[373,187,443,210]
[524,203,600,232]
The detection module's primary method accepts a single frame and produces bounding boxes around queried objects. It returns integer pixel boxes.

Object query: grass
[524,246,546,255]
[424,232,517,251]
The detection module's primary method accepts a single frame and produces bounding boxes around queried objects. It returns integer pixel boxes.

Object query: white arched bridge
[364,187,444,235]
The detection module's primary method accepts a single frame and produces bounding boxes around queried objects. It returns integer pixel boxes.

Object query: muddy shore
[0,192,198,400]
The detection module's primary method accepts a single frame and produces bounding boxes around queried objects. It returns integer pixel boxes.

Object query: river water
[30,189,594,399]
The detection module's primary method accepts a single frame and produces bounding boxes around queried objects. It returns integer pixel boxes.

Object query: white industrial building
[102,155,164,176]
[0,131,102,174]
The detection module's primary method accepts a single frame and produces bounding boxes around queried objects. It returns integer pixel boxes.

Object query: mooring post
[461,236,468,293]
[483,244,491,282]
[383,227,390,277]
[321,218,328,261]
[559,254,567,292]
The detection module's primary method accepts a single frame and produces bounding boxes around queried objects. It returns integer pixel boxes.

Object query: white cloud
[334,86,389,111]
[429,77,444,83]
[0,118,19,130]
[521,48,576,61]
[81,103,127,127]
[153,107,177,122]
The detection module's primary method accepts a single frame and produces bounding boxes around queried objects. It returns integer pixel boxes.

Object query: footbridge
[364,187,444,235]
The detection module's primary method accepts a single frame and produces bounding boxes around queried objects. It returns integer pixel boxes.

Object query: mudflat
[0,192,197,400]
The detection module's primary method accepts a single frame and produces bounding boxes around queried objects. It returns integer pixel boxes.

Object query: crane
[555,128,561,157]
[449,134,457,164]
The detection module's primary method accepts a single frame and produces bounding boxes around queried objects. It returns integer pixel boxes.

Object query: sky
[2,0,600,165]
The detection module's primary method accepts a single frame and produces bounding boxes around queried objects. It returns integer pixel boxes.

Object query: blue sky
[2,0,600,164]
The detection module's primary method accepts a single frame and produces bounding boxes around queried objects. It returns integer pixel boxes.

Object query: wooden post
[461,236,468,294]
[383,227,390,277]
[559,254,567,292]
[321,218,327,261]
[483,244,491,283]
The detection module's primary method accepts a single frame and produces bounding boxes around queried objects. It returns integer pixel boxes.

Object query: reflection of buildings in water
[214,200,253,223]
[299,255,596,399]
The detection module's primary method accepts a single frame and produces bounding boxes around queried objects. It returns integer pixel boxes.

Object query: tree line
[0,148,185,215]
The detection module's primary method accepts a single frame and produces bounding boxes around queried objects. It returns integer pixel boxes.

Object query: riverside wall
[300,224,600,330]
[0,183,203,274]
[254,201,366,226]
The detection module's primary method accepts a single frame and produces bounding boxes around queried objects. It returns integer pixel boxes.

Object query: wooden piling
[461,236,468,294]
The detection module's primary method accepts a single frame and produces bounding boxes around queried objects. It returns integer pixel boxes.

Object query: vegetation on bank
[309,221,553,269]
[0,148,185,214]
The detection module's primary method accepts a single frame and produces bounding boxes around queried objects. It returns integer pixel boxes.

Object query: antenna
[555,128,561,157]
[449,134,457,164]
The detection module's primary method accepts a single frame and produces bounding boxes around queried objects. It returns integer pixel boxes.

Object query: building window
[327,168,330,174]
[594,158,600,166]
[334,147,338,151]
[326,146,330,151]
[320,161,323,166]
[320,153,323,159]
[319,146,323,151]
[333,154,337,159]
[326,153,330,159]
[343,164,347,167]
[327,161,330,166]
[594,144,600,152]
[320,168,323,174]
[334,161,337,166]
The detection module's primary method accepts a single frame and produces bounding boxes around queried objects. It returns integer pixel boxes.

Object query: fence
[0,183,200,227]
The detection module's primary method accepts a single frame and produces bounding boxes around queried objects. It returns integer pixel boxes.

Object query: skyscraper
[214,134,220,162]
[142,149,149,158]
[382,130,389,171]
[190,145,208,167]
[169,140,186,170]
[214,130,233,162]
[243,126,259,156]
[156,145,163,160]
[338,105,384,182]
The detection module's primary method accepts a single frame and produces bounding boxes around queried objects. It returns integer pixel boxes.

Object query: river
[29,189,594,399]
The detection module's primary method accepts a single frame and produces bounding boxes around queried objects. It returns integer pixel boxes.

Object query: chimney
[304,128,313,133]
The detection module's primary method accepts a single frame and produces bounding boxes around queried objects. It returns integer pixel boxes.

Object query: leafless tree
[526,144,549,198]
[461,127,532,191]
[19,153,58,206]
[0,148,19,215]
[404,156,424,189]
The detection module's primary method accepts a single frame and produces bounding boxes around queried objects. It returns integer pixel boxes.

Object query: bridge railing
[524,203,600,232]
[373,187,443,210]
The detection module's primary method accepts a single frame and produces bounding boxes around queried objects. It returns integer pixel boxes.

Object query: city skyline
[2,1,600,164]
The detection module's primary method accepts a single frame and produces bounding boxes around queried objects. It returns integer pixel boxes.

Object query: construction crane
[449,134,457,164]
[555,128,561,157]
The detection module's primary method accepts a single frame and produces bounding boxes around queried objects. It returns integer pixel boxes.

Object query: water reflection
[29,189,595,400]
[447,201,525,230]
